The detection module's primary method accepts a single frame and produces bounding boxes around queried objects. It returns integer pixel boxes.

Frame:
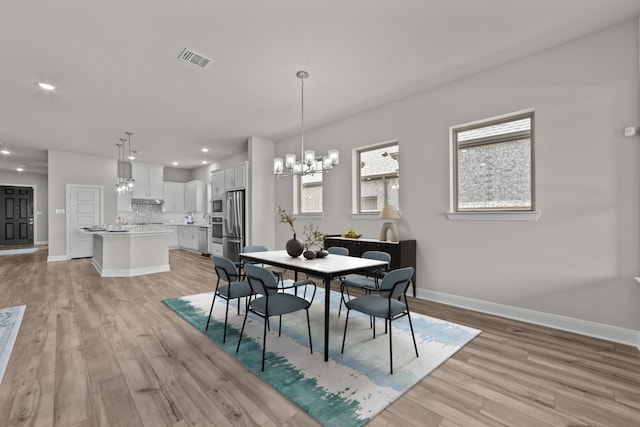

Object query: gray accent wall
[271,19,640,331]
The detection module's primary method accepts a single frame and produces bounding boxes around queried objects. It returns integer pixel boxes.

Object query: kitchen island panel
[92,232,170,277]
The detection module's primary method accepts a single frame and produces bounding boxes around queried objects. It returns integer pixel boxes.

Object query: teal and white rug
[0,305,26,384]
[163,289,480,427]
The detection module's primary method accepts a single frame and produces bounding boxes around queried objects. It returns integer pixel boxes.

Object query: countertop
[162,223,211,228]
[81,226,171,235]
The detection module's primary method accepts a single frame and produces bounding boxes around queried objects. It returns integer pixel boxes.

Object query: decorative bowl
[315,249,329,258]
[342,234,362,239]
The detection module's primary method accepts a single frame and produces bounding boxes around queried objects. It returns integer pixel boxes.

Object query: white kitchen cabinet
[131,162,164,199]
[163,182,185,212]
[211,242,223,257]
[178,225,200,252]
[185,180,206,212]
[224,163,245,190]
[211,171,225,196]
[177,226,186,248]
[166,225,179,248]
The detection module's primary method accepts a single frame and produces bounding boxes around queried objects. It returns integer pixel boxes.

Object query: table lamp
[379,205,400,242]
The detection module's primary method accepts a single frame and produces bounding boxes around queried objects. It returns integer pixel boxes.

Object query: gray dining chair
[241,245,285,284]
[339,250,391,316]
[207,255,255,343]
[341,266,418,374]
[327,246,349,256]
[236,263,316,371]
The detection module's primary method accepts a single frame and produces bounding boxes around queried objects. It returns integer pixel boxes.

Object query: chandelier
[115,132,136,193]
[274,71,339,176]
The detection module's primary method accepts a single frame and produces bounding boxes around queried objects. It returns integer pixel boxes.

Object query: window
[296,159,323,214]
[451,111,534,212]
[356,141,399,213]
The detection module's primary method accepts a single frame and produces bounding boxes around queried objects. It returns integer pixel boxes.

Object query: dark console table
[324,236,417,296]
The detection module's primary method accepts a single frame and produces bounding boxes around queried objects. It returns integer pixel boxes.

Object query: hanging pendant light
[126,131,136,160]
[125,131,135,191]
[115,132,136,193]
[115,139,126,193]
[274,71,339,177]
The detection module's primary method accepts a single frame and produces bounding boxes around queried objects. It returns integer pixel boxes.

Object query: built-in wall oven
[212,197,224,215]
[211,216,223,243]
[210,216,224,256]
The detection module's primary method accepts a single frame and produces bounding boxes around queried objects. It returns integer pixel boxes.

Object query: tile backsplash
[117,204,205,224]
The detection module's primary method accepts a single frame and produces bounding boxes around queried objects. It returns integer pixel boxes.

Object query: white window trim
[293,212,325,220]
[448,108,540,219]
[446,211,541,221]
[350,213,379,220]
[351,138,399,214]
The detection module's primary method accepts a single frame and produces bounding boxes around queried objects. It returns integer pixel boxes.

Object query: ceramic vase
[286,234,304,258]
[303,249,317,260]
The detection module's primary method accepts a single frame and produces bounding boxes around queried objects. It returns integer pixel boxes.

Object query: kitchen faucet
[203,212,211,224]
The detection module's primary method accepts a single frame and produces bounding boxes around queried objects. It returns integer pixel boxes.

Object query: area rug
[0,305,26,384]
[0,248,38,256]
[163,289,480,427]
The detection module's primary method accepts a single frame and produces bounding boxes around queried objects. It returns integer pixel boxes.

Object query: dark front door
[0,186,34,245]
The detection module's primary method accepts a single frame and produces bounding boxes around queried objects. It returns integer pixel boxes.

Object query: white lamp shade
[304,150,315,166]
[322,155,333,169]
[274,158,284,174]
[285,153,296,169]
[328,149,339,165]
[293,161,303,174]
[379,204,400,219]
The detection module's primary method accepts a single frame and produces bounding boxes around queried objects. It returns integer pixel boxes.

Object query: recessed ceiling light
[201,160,208,164]
[1,150,9,155]
[37,82,55,91]
[201,148,209,153]
[128,155,136,160]
[172,161,178,166]
[16,165,25,172]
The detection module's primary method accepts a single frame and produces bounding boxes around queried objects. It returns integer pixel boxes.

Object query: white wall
[248,136,275,248]
[48,150,117,258]
[271,19,640,333]
[0,171,48,243]
[163,167,191,183]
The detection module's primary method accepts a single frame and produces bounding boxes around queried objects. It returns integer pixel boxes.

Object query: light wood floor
[1,246,639,426]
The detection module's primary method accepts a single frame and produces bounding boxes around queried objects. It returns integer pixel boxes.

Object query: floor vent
[178,48,212,69]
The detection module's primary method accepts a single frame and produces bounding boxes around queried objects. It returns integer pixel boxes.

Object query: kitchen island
[89,226,171,277]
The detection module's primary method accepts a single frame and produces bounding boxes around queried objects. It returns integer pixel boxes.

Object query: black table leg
[323,273,331,361]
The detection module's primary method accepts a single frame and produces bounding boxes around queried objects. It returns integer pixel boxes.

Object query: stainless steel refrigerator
[222,190,245,262]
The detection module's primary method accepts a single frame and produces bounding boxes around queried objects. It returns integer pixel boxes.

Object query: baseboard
[35,240,48,245]
[417,289,640,350]
[92,260,171,277]
[47,254,69,262]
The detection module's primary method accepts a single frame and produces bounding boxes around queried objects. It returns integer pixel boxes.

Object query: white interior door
[67,184,103,259]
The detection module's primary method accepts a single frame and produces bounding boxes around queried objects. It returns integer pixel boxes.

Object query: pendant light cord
[300,74,304,160]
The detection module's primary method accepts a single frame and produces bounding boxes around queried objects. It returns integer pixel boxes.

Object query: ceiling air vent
[178,48,212,69]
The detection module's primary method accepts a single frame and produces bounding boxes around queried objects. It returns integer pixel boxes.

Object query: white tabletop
[239,250,388,276]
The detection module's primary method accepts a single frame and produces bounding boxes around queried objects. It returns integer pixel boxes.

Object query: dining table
[238,249,389,361]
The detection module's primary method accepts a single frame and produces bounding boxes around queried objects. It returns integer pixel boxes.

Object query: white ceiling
[1,0,640,175]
